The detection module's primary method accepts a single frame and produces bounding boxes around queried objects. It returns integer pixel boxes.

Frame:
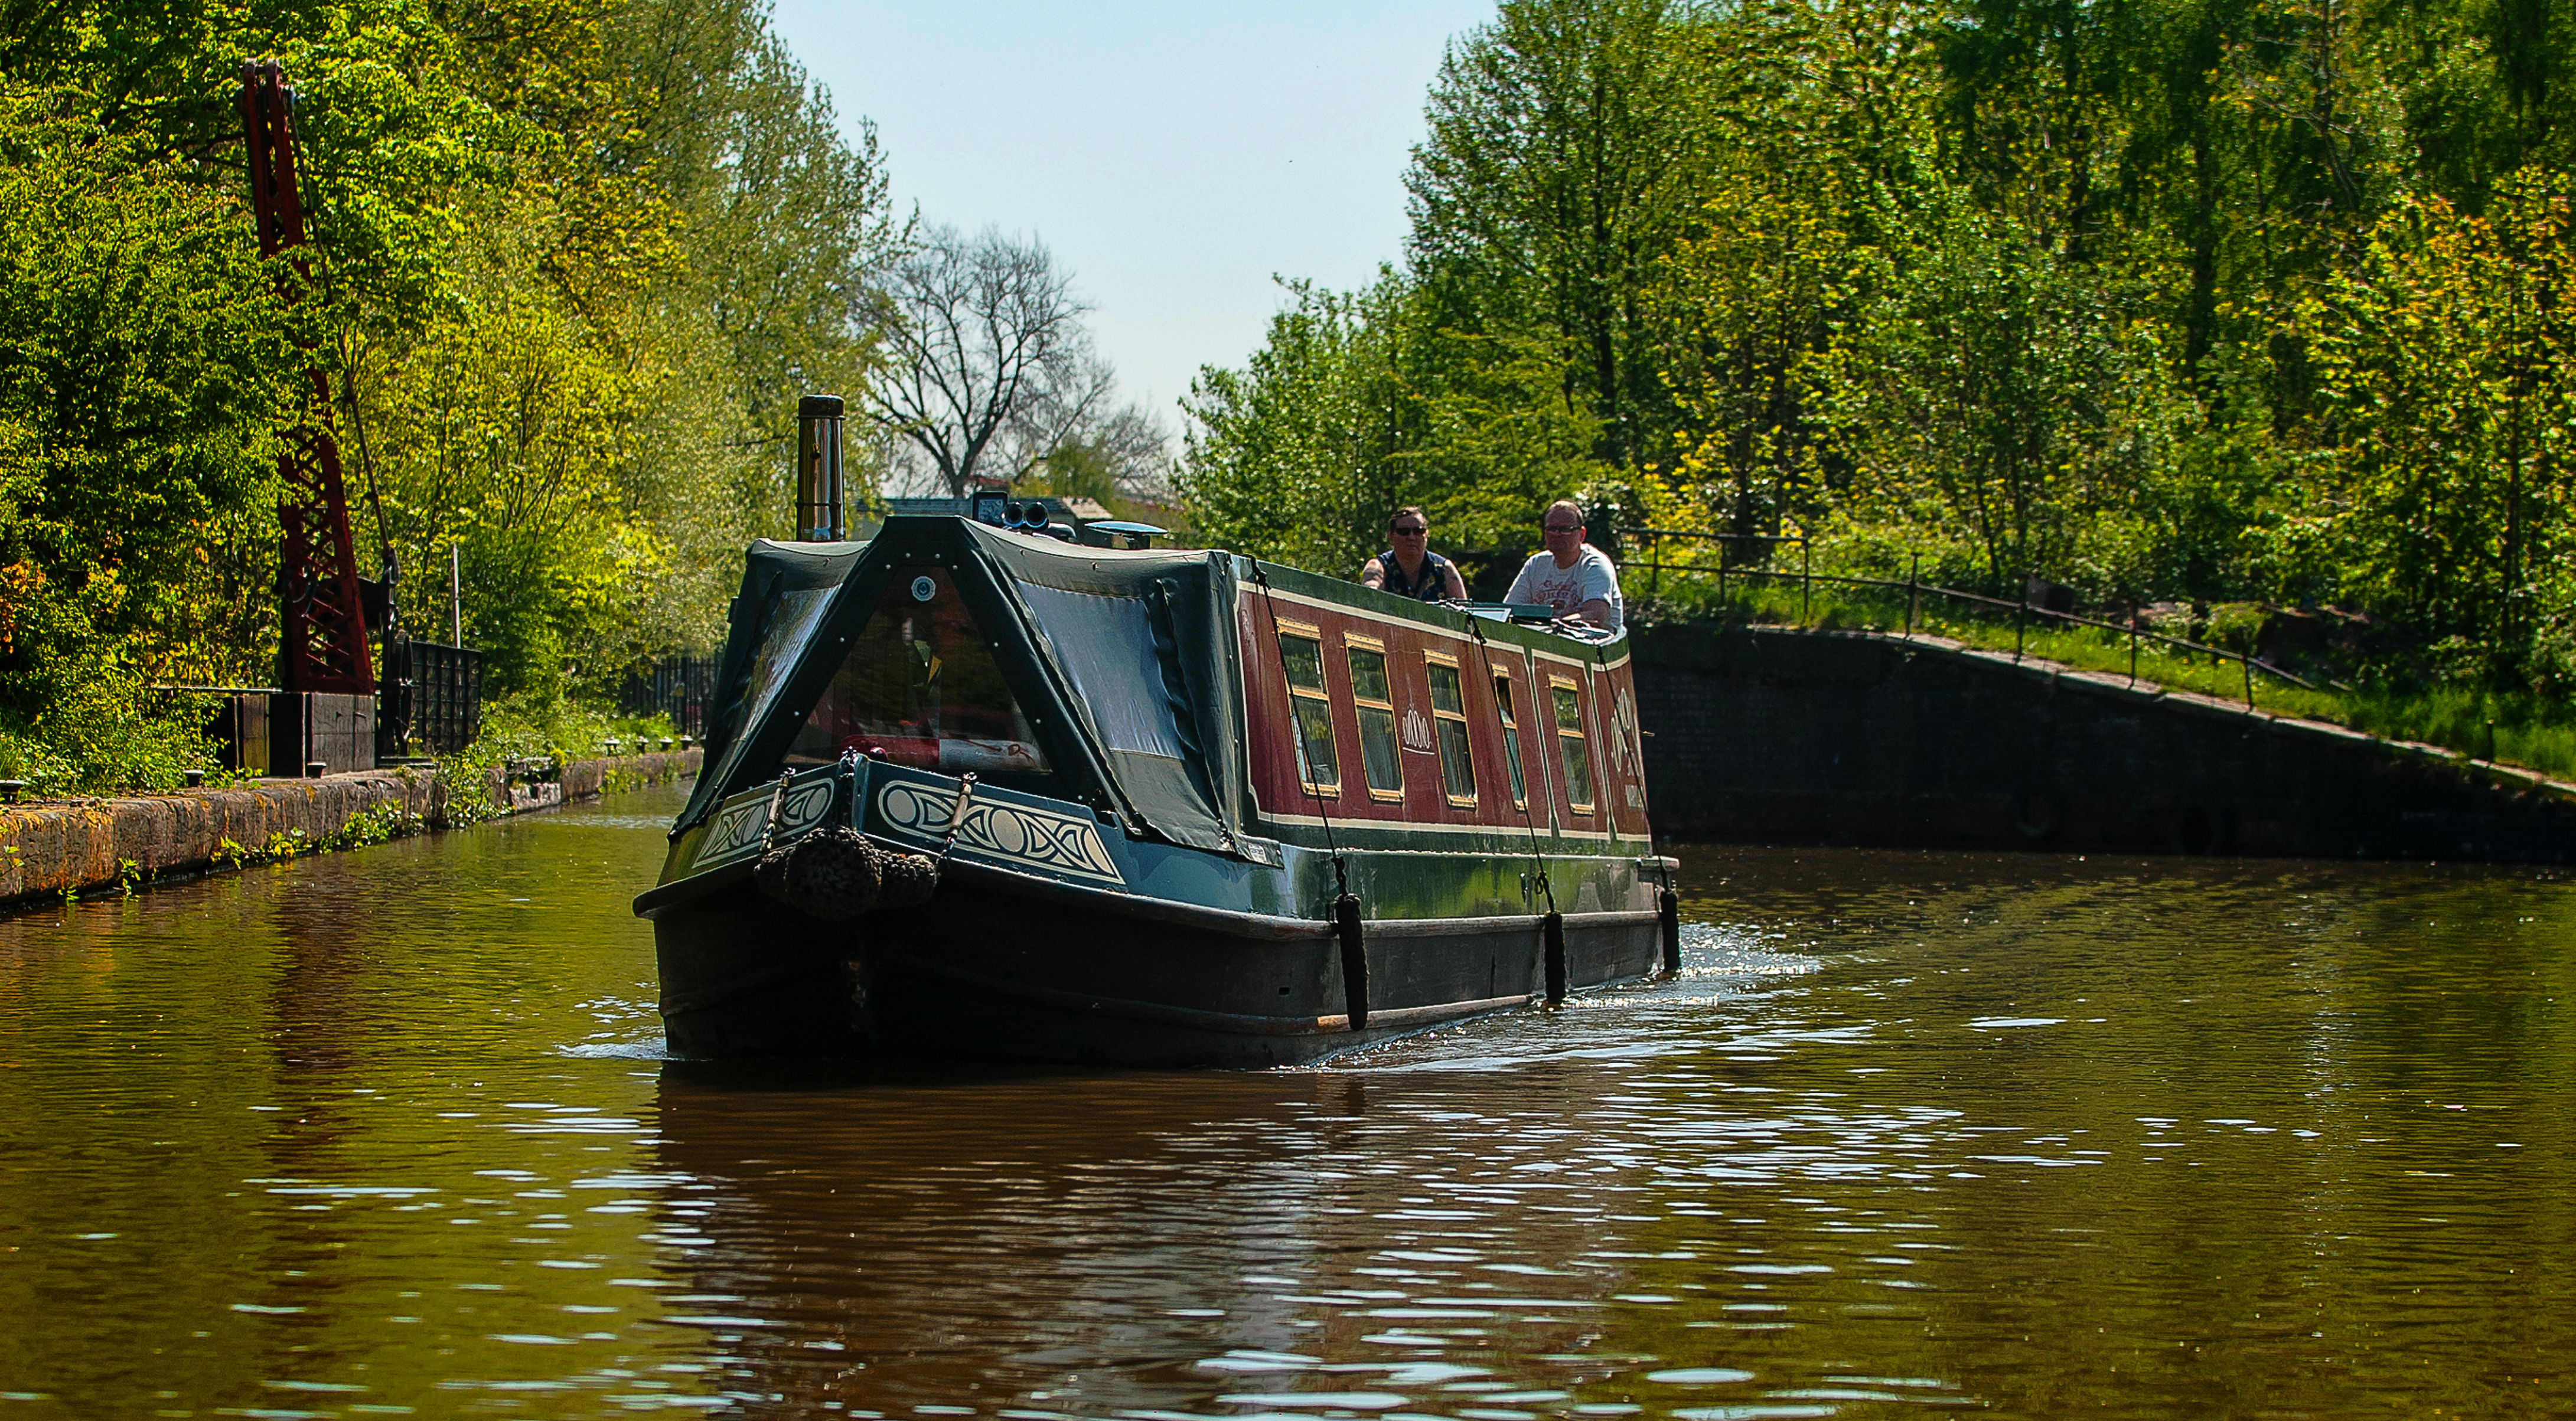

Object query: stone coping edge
[1667,623,2576,803]
[0,749,702,912]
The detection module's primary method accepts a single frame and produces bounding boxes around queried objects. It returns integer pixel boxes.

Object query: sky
[767,1,1498,436]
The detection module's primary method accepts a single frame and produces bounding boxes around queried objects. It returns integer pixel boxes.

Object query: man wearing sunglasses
[1505,499,1623,631]
[1359,505,1469,603]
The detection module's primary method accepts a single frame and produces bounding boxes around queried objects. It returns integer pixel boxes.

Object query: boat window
[1345,636,1403,801]
[736,587,836,747]
[1425,655,1476,806]
[787,567,1052,779]
[1550,675,1594,813]
[1492,666,1528,809]
[1276,623,1340,795]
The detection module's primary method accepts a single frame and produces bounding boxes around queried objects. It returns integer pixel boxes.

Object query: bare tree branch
[865,224,1118,498]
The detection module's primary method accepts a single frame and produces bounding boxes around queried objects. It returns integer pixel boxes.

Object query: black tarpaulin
[675,518,1253,862]
[675,537,870,833]
[956,520,1247,860]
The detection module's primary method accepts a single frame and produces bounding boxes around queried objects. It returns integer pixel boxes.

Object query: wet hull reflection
[650,1061,1532,1415]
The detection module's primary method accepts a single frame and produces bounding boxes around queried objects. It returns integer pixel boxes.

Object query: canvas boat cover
[676,517,1254,861]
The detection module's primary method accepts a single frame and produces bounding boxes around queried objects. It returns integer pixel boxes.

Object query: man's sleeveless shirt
[1374,550,1455,602]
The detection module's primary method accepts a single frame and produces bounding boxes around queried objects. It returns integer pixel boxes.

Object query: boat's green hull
[647,847,1664,1067]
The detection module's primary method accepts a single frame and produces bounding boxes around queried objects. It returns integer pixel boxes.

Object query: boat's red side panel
[1235,590,1648,842]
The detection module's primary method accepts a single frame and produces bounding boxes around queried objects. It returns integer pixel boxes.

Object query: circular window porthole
[910,574,937,603]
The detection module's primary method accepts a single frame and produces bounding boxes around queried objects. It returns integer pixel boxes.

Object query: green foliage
[1181,276,1429,574]
[2298,170,2576,687]
[1407,0,1724,473]
[334,799,425,848]
[1824,181,2188,594]
[1187,0,2576,744]
[446,691,673,770]
[203,800,422,874]
[0,0,896,785]
[358,0,895,703]
[1654,173,1867,545]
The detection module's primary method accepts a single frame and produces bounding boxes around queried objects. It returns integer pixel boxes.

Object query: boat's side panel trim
[696,775,836,873]
[637,828,1664,939]
[875,779,1124,885]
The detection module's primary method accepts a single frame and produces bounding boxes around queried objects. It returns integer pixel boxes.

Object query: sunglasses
[1543,523,1582,533]
[1392,525,1429,535]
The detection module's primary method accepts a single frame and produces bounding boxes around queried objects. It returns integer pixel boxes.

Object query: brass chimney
[796,394,845,541]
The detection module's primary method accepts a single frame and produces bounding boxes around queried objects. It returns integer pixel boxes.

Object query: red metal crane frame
[242,59,376,697]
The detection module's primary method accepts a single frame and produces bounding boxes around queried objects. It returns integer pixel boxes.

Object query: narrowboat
[634,508,1680,1069]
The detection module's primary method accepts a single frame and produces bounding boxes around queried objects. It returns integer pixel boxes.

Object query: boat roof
[676,517,1626,854]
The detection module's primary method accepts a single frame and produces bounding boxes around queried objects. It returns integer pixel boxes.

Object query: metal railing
[403,641,484,754]
[1626,527,2320,710]
[620,655,720,740]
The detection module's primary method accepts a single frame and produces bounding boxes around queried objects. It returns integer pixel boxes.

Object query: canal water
[2,786,2571,1419]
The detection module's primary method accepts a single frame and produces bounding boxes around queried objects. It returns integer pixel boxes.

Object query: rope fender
[752,759,944,922]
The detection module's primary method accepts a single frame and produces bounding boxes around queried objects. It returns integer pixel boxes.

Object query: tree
[0,96,296,782]
[1406,0,1723,473]
[2300,171,2576,682]
[1653,174,1870,546]
[1181,276,1428,573]
[1024,403,1173,505]
[1824,184,2178,590]
[866,226,1127,498]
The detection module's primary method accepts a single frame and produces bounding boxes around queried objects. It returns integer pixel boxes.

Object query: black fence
[396,641,483,756]
[621,656,720,740]
[1626,526,2321,710]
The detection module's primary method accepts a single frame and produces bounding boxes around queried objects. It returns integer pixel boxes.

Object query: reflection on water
[3,791,2573,1418]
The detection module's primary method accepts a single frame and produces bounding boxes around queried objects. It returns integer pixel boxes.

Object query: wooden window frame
[1548,673,1597,815]
[1491,661,1530,811]
[1275,620,1340,798]
[1423,652,1477,809]
[1342,632,1405,802]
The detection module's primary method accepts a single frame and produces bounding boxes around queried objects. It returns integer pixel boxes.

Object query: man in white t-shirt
[1505,499,1623,631]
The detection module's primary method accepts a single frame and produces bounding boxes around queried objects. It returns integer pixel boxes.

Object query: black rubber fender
[1335,893,1369,1030]
[1658,888,1681,976]
[1543,910,1567,1004]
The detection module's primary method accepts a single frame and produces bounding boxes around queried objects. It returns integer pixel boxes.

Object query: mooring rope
[1250,561,1350,900]
[1250,561,1368,1028]
[1466,616,1556,917]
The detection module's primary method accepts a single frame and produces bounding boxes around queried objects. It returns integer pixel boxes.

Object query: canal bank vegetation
[1181,0,2576,773]
[1,0,888,792]
[0,0,1170,795]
